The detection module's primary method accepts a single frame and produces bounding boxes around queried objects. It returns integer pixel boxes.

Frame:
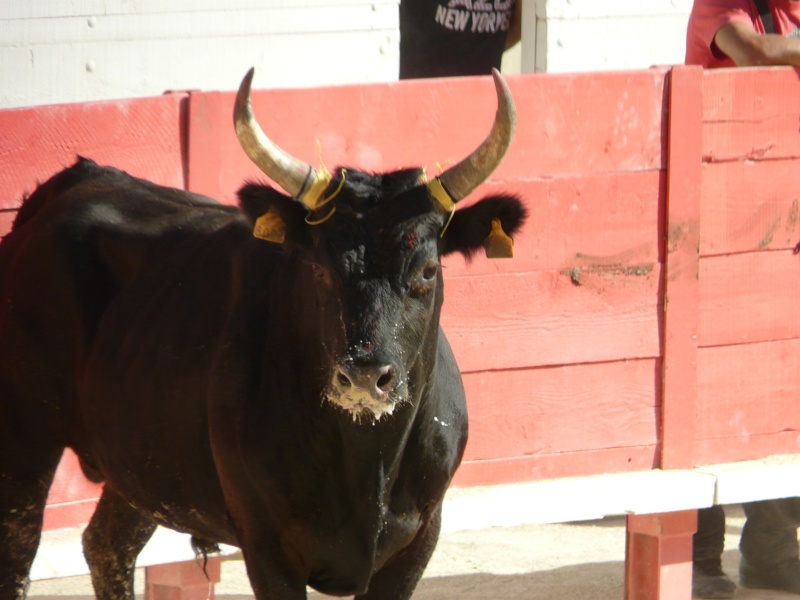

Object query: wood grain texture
[696,431,800,468]
[185,69,668,204]
[699,250,800,347]
[441,170,664,278]
[460,359,659,463]
[0,94,186,211]
[702,67,800,163]
[453,445,658,487]
[700,160,800,256]
[441,265,661,372]
[659,66,702,470]
[697,338,800,440]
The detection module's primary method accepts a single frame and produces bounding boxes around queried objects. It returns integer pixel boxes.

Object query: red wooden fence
[1,66,798,539]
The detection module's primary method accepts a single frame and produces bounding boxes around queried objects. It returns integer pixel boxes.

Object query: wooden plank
[699,250,800,347]
[453,445,658,487]
[441,170,664,278]
[43,449,102,531]
[186,69,668,204]
[1,0,396,21]
[696,431,800,467]
[0,6,398,45]
[444,470,714,532]
[42,500,98,532]
[700,159,800,256]
[0,210,16,237]
[45,449,102,505]
[1,32,398,109]
[659,65,702,470]
[0,94,186,209]
[702,455,800,505]
[696,338,800,440]
[460,359,659,465]
[441,264,661,372]
[533,0,692,19]
[186,91,226,201]
[702,67,800,163]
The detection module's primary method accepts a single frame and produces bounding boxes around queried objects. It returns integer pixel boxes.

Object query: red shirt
[685,0,800,67]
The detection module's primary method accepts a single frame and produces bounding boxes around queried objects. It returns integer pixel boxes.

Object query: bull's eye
[421,265,438,282]
[410,260,439,296]
[310,262,326,279]
[309,261,334,288]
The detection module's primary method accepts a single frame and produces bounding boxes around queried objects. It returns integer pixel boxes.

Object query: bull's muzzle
[327,359,406,422]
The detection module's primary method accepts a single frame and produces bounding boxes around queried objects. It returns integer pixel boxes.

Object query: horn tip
[234,67,256,125]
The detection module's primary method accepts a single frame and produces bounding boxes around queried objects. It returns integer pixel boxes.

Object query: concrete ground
[27,504,800,599]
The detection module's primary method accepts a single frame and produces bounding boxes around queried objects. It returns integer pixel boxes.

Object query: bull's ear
[238,183,313,248]
[441,195,527,259]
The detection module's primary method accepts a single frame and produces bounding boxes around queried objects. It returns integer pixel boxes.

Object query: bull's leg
[0,382,64,600]
[82,487,157,600]
[0,439,62,600]
[356,505,443,600]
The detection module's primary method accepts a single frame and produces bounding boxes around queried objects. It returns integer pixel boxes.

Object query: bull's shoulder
[5,158,249,289]
[14,158,242,236]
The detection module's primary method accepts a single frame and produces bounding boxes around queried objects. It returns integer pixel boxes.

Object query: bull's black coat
[0,156,524,599]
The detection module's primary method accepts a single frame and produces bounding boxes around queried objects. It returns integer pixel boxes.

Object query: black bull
[0,70,526,599]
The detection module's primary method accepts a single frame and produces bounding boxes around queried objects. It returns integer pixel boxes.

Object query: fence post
[624,64,703,600]
[626,511,698,600]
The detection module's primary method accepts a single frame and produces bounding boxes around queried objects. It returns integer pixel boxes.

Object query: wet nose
[335,362,397,398]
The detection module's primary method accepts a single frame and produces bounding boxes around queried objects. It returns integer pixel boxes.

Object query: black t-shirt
[399,0,516,79]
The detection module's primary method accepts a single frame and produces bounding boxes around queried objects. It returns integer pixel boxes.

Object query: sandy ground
[27,505,799,599]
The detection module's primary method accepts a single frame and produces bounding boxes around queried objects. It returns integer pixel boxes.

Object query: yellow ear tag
[484,218,514,258]
[253,208,286,244]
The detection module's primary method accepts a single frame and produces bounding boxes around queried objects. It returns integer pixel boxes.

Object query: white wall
[0,0,399,109]
[519,0,693,73]
[1,0,695,109]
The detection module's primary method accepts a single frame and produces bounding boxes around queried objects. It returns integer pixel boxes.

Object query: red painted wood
[659,66,702,471]
[0,210,16,237]
[452,446,658,487]
[185,91,226,201]
[442,265,661,372]
[699,250,800,347]
[45,449,102,505]
[460,359,659,465]
[625,511,696,600]
[42,449,102,531]
[184,69,668,205]
[42,499,99,532]
[0,95,187,211]
[441,170,665,278]
[0,71,794,600]
[697,338,800,441]
[696,430,800,467]
[700,160,800,256]
[703,67,800,163]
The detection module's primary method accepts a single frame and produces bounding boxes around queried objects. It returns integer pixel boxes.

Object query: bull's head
[235,69,526,422]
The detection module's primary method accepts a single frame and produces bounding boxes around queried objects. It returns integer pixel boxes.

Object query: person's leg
[739,497,800,593]
[693,505,737,599]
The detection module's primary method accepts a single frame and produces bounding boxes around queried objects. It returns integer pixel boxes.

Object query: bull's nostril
[376,367,395,392]
[337,371,352,389]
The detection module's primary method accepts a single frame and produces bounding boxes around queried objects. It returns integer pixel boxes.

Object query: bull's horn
[436,69,516,202]
[234,68,316,202]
